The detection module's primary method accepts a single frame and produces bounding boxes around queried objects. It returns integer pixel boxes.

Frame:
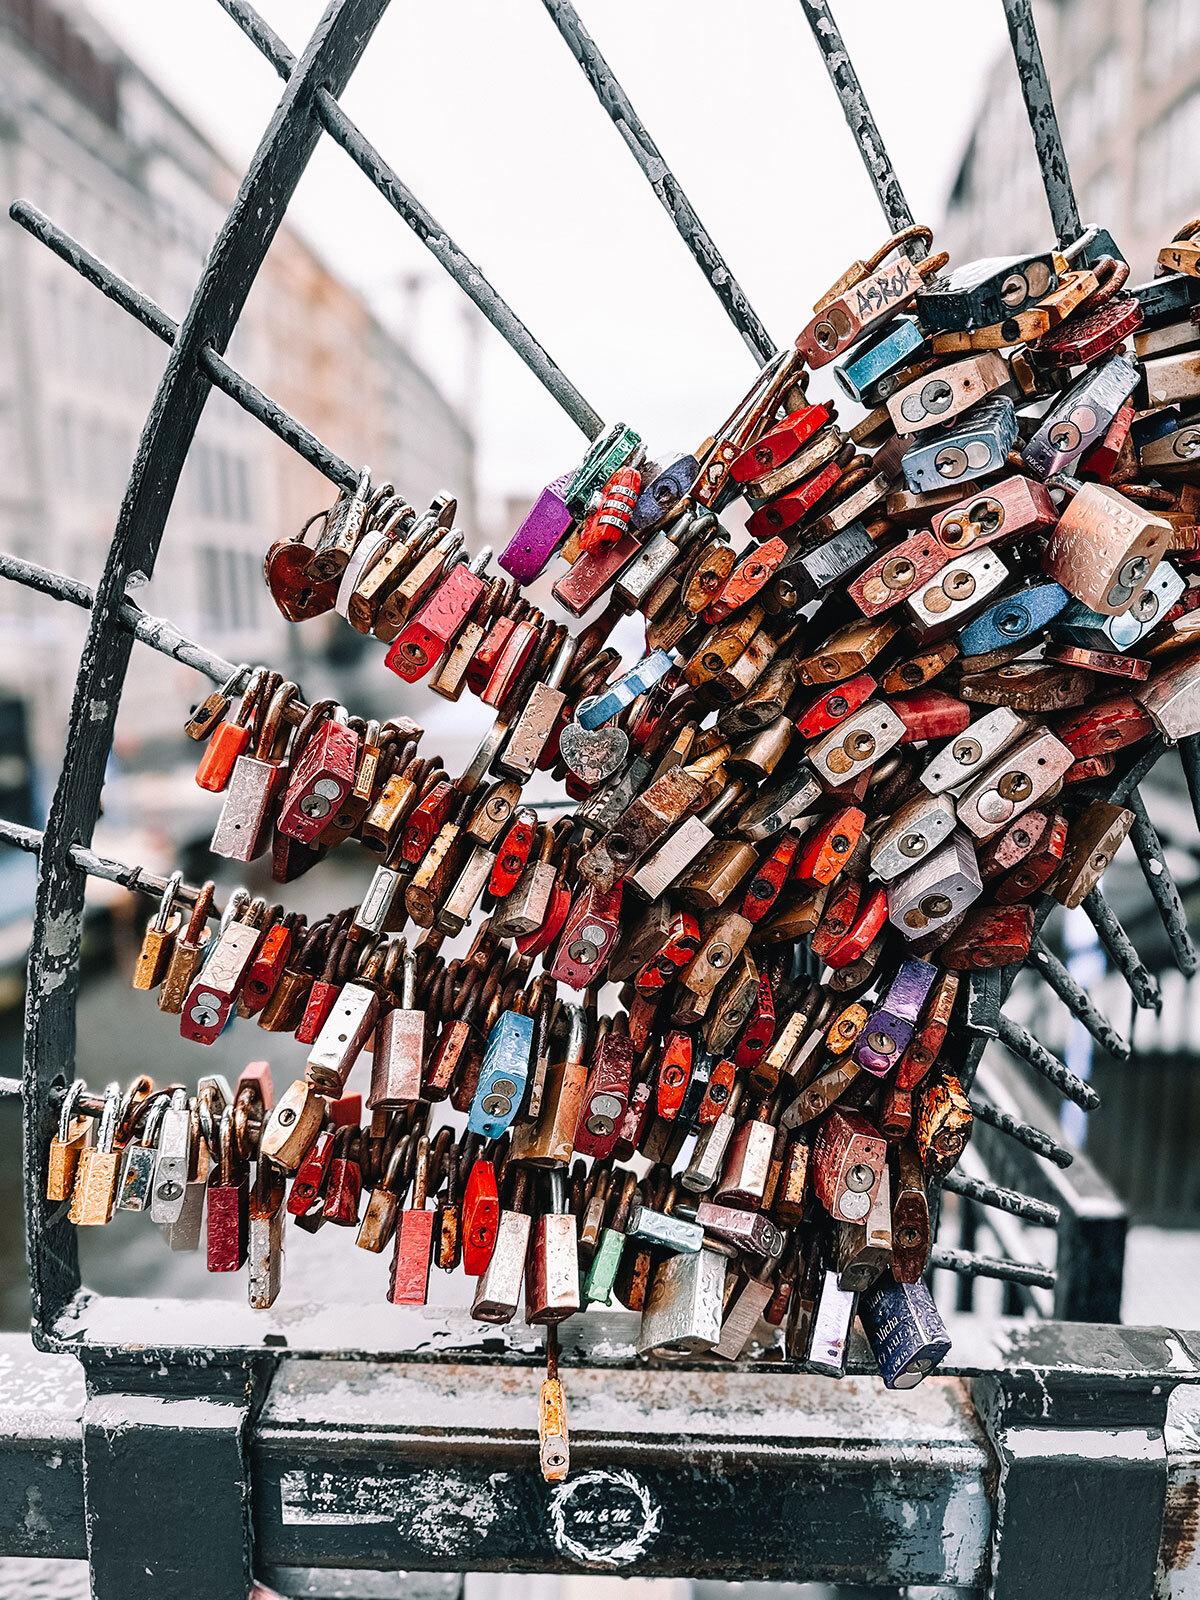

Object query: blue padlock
[575,650,674,730]
[468,1010,534,1140]
[901,395,1017,494]
[959,580,1070,656]
[834,315,927,405]
[632,453,699,531]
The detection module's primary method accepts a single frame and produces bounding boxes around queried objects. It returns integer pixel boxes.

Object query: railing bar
[0,552,237,688]
[20,0,388,1331]
[10,201,357,491]
[995,1012,1099,1111]
[999,0,1083,249]
[795,0,920,257]
[0,819,223,914]
[539,0,776,365]
[929,1243,1055,1290]
[971,1095,1075,1169]
[217,0,603,439]
[1126,787,1199,977]
[1080,885,1163,1013]
[942,1170,1060,1227]
[1106,734,1166,805]
[1029,937,1132,1061]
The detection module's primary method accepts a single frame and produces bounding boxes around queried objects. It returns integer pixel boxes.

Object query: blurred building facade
[940,0,1200,278]
[0,0,474,800]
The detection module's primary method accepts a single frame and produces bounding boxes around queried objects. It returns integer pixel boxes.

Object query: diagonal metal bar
[1081,885,1163,1013]
[20,0,389,1335]
[10,201,356,491]
[539,0,777,365]
[995,1013,1099,1111]
[1126,787,1198,977]
[930,1244,1054,1291]
[218,0,602,438]
[999,0,1082,249]
[971,1095,1074,1169]
[0,552,236,688]
[1029,937,1132,1061]
[795,0,920,257]
[0,821,220,914]
[942,1170,1059,1228]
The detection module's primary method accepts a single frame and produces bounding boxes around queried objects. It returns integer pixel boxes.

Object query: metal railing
[0,0,1195,1594]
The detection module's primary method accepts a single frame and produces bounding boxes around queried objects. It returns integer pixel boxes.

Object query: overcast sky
[78,0,1008,504]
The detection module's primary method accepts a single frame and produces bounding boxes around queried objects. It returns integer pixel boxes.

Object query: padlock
[260,1079,327,1173]
[637,1246,726,1355]
[916,249,1061,331]
[813,1108,887,1226]
[583,1170,635,1307]
[855,960,939,1078]
[116,1093,169,1212]
[808,701,905,788]
[1049,800,1135,909]
[357,1139,408,1254]
[955,729,1074,841]
[900,396,1017,493]
[696,1197,784,1260]
[69,1083,122,1226]
[132,870,184,991]
[887,351,1010,434]
[472,1172,532,1324]
[159,881,216,1013]
[306,944,383,1097]
[180,895,260,1045]
[920,706,1027,793]
[511,1002,587,1167]
[525,1170,580,1325]
[915,1074,972,1176]
[573,1016,633,1160]
[210,680,296,861]
[835,1163,893,1291]
[549,880,624,989]
[631,780,747,900]
[869,792,956,882]
[456,1156,499,1277]
[802,1263,858,1377]
[848,530,950,619]
[797,235,928,366]
[1022,353,1139,477]
[890,1143,931,1284]
[835,318,928,404]
[385,551,488,679]
[206,1105,249,1272]
[860,1278,951,1389]
[240,1156,286,1309]
[275,711,360,845]
[1138,651,1200,739]
[195,668,268,791]
[887,833,982,940]
[1044,482,1172,616]
[468,1006,534,1140]
[47,1079,90,1203]
[714,1098,776,1210]
[389,1134,435,1305]
[932,473,1058,553]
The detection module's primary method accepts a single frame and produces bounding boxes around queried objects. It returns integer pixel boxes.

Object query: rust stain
[1164,1475,1200,1573]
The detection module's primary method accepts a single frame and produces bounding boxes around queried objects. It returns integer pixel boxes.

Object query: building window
[198,544,223,630]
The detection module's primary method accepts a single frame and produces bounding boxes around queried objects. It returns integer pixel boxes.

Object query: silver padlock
[870,792,957,882]
[887,831,983,939]
[637,1246,726,1355]
[471,1203,532,1326]
[919,706,1027,794]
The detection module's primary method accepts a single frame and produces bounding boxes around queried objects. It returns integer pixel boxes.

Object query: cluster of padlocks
[52,216,1200,1479]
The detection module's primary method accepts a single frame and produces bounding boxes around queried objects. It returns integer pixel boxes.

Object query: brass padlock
[69,1083,121,1226]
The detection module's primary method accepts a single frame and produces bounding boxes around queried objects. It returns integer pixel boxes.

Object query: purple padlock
[498,472,573,583]
[853,958,938,1077]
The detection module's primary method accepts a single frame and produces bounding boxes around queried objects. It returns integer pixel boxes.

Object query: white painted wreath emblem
[547,1467,662,1567]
